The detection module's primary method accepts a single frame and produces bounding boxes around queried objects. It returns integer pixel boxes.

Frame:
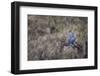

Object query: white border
[20,6,95,70]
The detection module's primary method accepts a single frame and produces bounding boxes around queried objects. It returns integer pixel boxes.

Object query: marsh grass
[28,15,88,60]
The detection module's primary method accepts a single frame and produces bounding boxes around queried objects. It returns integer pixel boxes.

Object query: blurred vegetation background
[28,15,88,60]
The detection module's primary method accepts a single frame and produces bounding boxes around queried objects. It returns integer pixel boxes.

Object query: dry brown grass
[28,15,88,60]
